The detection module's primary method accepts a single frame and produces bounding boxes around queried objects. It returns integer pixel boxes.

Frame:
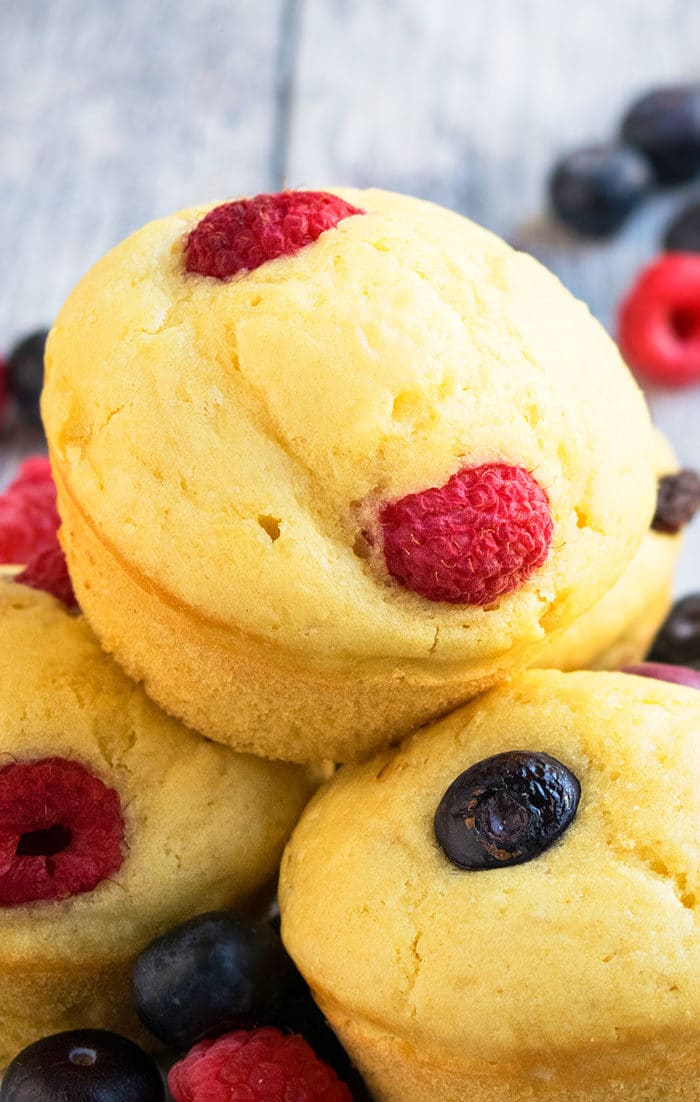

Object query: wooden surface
[2,0,700,591]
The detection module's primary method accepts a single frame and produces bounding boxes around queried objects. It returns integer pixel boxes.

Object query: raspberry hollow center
[0,757,125,907]
[378,463,553,605]
[185,190,364,280]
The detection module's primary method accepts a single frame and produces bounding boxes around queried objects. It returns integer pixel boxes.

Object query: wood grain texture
[2,0,700,592]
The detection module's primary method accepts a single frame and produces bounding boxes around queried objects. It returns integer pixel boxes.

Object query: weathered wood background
[2,0,700,590]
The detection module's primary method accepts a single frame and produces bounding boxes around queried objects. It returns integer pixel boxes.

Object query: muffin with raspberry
[537,431,690,672]
[280,669,699,1101]
[0,577,312,1065]
[43,187,655,762]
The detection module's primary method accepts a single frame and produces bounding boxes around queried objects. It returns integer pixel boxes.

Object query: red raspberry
[185,191,364,280]
[0,455,60,564]
[0,757,125,907]
[168,1027,352,1102]
[16,544,77,608]
[11,455,53,486]
[378,463,553,605]
[618,253,700,386]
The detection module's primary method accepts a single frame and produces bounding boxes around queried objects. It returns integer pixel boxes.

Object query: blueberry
[648,594,700,668]
[665,199,700,252]
[0,1030,163,1101]
[549,143,653,237]
[133,910,297,1050]
[621,85,700,184]
[6,329,49,429]
[652,469,700,534]
[434,750,580,870]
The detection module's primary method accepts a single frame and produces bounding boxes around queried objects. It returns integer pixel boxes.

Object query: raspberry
[378,464,553,605]
[618,253,700,386]
[185,191,364,280]
[168,1027,352,1102]
[0,455,60,564]
[0,757,124,906]
[16,544,77,608]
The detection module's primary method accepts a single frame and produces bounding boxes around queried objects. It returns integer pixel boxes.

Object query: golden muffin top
[280,670,699,1069]
[0,580,311,961]
[44,188,654,668]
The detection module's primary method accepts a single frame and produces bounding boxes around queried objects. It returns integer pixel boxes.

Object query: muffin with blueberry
[537,432,695,672]
[43,187,655,762]
[280,669,699,1100]
[0,576,312,1066]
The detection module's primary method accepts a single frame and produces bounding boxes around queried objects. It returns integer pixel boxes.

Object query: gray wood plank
[288,0,700,593]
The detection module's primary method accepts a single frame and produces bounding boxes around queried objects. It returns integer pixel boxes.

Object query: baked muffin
[537,431,686,672]
[0,577,312,1065]
[280,669,699,1101]
[43,187,655,762]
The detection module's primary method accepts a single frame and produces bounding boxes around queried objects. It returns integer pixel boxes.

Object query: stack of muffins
[1,188,696,1098]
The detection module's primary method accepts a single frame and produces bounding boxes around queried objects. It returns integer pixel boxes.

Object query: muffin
[280,670,699,1100]
[537,431,685,672]
[43,187,655,762]
[0,577,312,1065]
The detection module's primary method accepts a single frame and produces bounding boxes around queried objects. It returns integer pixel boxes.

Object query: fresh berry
[0,1030,164,1101]
[618,254,700,386]
[652,469,700,533]
[549,143,653,237]
[133,910,297,1050]
[0,758,124,907]
[665,199,700,253]
[623,661,700,690]
[185,191,364,279]
[16,544,77,608]
[378,463,552,605]
[648,594,700,667]
[434,751,580,871]
[6,330,49,429]
[621,84,700,184]
[0,456,59,565]
[168,1027,352,1102]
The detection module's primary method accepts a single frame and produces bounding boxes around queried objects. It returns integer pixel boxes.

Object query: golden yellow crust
[537,431,681,672]
[280,670,700,1099]
[0,580,313,1063]
[43,188,655,760]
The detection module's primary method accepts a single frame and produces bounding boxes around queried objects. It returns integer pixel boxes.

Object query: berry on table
[434,751,580,871]
[168,1027,352,1102]
[623,662,700,690]
[549,143,653,237]
[664,199,700,253]
[0,757,124,907]
[185,190,364,279]
[0,1029,164,1101]
[378,463,553,605]
[618,253,700,386]
[6,330,50,429]
[652,469,700,533]
[16,544,77,607]
[0,456,59,565]
[621,84,700,184]
[133,910,297,1050]
[648,594,700,667]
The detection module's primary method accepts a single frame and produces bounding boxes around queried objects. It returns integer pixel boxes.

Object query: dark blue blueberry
[665,199,700,252]
[549,143,653,237]
[621,85,700,184]
[133,910,296,1050]
[0,1030,164,1101]
[648,594,700,668]
[435,750,580,870]
[6,329,49,428]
